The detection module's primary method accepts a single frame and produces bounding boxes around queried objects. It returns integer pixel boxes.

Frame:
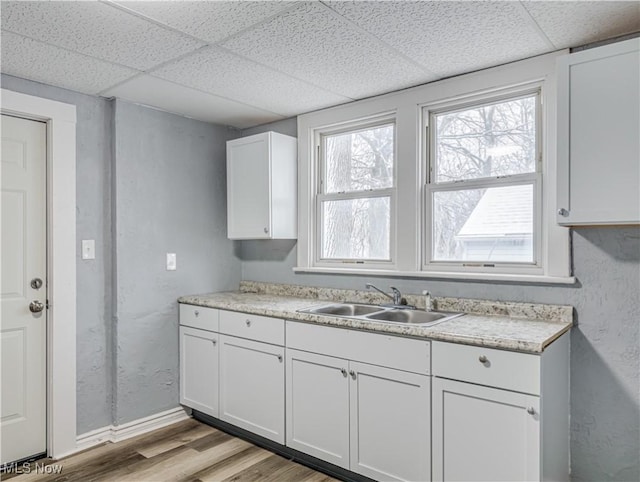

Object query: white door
[1,114,47,464]
[219,335,284,443]
[349,362,430,482]
[179,326,219,417]
[286,349,350,469]
[226,133,271,239]
[432,377,540,482]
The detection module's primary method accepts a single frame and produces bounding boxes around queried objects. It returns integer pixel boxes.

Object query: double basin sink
[298,302,463,327]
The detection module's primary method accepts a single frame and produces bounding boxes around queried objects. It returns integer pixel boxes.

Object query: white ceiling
[1,1,639,129]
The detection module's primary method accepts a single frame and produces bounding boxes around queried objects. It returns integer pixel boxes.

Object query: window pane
[432,184,534,263]
[322,197,390,260]
[323,124,394,193]
[434,96,537,182]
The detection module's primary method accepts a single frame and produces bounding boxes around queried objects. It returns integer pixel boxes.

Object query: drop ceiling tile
[522,1,640,48]
[111,0,296,44]
[152,46,351,117]
[0,32,139,95]
[1,1,204,70]
[220,2,434,99]
[102,74,285,129]
[326,1,551,78]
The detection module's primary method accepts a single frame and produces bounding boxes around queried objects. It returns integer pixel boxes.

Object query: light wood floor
[3,419,338,482]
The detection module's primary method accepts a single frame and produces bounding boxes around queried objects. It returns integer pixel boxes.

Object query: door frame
[1,89,77,459]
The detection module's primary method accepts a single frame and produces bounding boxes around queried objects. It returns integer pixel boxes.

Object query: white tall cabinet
[226,131,297,239]
[557,38,640,225]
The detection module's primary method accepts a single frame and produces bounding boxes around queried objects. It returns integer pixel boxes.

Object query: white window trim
[1,88,78,458]
[314,116,397,268]
[422,85,543,276]
[296,51,574,284]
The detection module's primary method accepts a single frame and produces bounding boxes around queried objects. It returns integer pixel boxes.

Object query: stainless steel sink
[303,303,384,317]
[299,303,463,326]
[365,309,462,325]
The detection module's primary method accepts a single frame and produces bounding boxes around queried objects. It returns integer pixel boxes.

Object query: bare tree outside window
[430,94,538,263]
[320,123,394,261]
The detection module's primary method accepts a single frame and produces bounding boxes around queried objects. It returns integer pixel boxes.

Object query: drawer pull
[245,319,251,327]
[211,339,216,346]
[194,310,200,317]
[341,368,348,377]
[478,355,488,364]
[349,370,357,380]
[527,407,535,415]
[277,355,283,362]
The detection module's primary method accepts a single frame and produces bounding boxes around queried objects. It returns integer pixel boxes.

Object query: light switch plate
[82,240,95,260]
[166,253,177,271]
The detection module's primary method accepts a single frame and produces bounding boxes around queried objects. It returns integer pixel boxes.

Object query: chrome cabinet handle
[29,300,44,313]
[349,370,357,380]
[245,319,251,327]
[264,227,269,234]
[212,339,217,346]
[527,407,535,415]
[557,208,569,217]
[194,310,199,317]
[478,355,488,364]
[277,355,283,362]
[341,368,347,377]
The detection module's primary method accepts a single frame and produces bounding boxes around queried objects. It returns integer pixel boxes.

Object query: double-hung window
[424,89,542,274]
[316,119,396,267]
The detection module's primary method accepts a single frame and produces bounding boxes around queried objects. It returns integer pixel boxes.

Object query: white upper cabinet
[226,131,297,239]
[557,38,640,225]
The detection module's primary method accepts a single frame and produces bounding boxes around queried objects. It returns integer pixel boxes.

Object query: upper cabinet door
[557,38,640,225]
[227,133,272,239]
[227,131,297,239]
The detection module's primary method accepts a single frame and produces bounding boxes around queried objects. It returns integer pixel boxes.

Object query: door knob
[29,300,45,313]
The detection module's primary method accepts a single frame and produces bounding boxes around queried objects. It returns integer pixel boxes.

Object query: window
[316,120,395,265]
[297,53,572,282]
[425,91,541,272]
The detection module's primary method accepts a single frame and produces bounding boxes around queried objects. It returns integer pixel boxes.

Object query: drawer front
[432,341,540,395]
[286,321,430,375]
[179,304,219,332]
[219,310,285,346]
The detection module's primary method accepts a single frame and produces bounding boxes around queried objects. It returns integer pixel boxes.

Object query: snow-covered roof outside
[457,185,533,238]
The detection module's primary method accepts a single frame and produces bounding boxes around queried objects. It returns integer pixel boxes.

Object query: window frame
[313,115,398,268]
[295,51,574,284]
[422,86,545,276]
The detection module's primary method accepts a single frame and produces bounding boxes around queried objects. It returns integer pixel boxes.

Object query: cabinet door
[219,335,285,443]
[349,362,430,482]
[557,38,640,225]
[227,133,271,239]
[286,349,350,469]
[179,326,219,417]
[432,377,540,482]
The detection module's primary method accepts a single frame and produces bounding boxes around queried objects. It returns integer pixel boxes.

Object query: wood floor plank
[5,419,338,482]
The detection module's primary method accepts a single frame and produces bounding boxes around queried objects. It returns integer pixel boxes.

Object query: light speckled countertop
[179,282,573,353]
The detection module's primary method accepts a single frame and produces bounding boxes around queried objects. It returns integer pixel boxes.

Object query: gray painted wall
[241,118,640,482]
[112,100,241,424]
[1,74,114,433]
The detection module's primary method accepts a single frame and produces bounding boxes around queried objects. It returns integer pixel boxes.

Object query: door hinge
[46,299,50,309]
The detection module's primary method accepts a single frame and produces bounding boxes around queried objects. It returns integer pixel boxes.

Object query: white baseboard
[74,407,191,455]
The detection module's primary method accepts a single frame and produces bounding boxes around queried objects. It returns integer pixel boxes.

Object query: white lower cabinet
[286,348,431,481]
[349,361,430,481]
[286,350,350,468]
[179,326,219,417]
[219,335,285,443]
[432,377,540,482]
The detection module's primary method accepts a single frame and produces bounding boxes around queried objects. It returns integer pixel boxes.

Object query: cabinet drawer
[179,304,219,332]
[219,310,285,346]
[287,321,430,375]
[432,342,540,395]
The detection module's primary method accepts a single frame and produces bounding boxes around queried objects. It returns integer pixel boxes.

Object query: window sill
[292,266,576,285]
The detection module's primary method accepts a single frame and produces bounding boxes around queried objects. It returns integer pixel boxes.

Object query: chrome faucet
[365,283,405,307]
